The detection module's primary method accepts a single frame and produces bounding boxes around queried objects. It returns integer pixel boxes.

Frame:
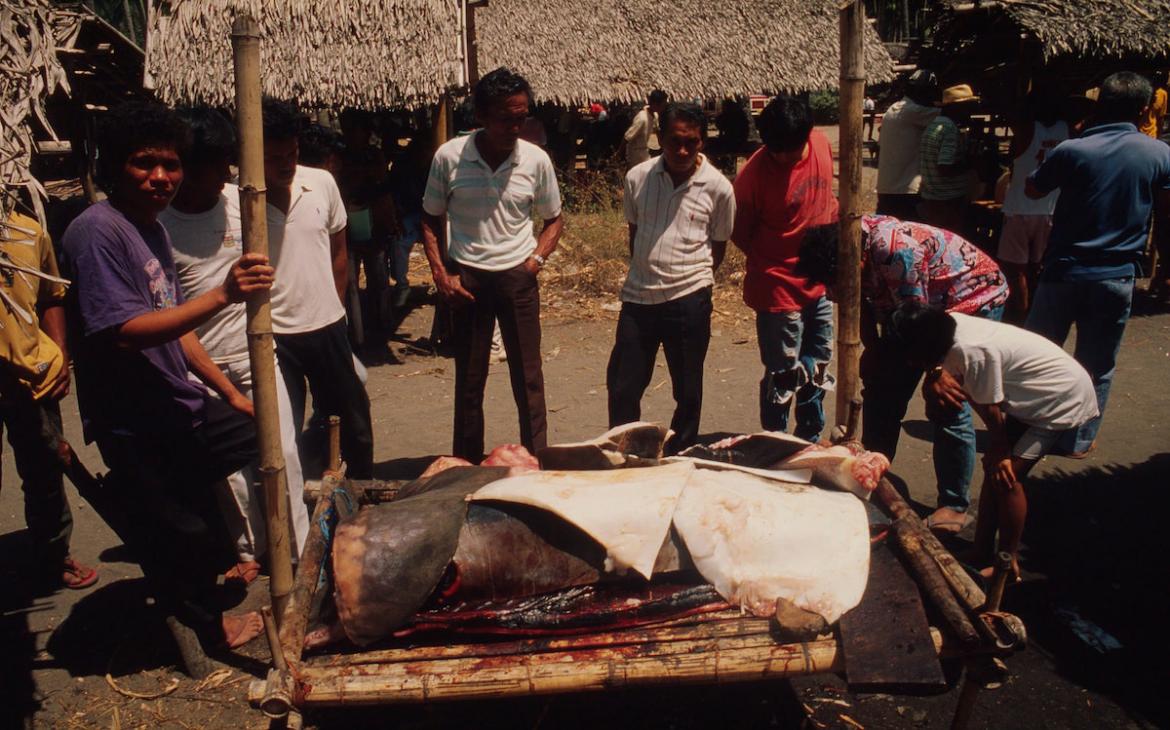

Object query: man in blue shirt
[1026,72,1170,456]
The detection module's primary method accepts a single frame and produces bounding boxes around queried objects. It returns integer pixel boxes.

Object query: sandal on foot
[224,560,262,585]
[926,512,974,535]
[61,557,98,590]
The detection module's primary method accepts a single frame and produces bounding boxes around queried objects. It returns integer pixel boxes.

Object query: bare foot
[222,612,264,649]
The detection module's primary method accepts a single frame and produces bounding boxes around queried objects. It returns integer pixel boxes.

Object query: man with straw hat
[919,83,979,232]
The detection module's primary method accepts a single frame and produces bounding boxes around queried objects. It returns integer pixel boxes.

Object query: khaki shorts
[998,214,1052,265]
[1006,415,1063,461]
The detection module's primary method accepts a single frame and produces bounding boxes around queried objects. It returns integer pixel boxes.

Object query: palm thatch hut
[147,0,895,110]
[924,0,1170,110]
[475,0,895,105]
[146,0,466,110]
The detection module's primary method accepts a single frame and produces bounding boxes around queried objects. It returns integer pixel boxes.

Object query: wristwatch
[532,254,546,267]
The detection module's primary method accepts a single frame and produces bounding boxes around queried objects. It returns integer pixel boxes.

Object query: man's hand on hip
[522,256,542,276]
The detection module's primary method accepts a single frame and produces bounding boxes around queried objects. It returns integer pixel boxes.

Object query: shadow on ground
[1007,453,1170,727]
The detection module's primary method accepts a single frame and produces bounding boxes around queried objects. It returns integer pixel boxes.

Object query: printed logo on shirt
[144,257,176,310]
[222,229,239,249]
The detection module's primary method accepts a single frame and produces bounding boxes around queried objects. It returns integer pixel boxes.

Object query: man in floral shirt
[796,215,1008,533]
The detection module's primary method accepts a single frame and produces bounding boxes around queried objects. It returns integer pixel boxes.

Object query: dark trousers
[276,317,374,479]
[96,394,256,644]
[876,193,920,221]
[606,288,712,455]
[0,392,72,567]
[452,262,547,461]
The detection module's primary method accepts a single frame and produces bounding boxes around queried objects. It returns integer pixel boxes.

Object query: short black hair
[473,67,532,113]
[648,89,668,105]
[1096,71,1153,124]
[262,97,303,142]
[298,123,344,167]
[174,107,235,169]
[756,95,813,151]
[885,301,956,367]
[795,224,840,286]
[95,101,190,193]
[658,101,706,137]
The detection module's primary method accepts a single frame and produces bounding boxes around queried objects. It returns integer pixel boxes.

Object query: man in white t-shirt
[160,108,309,574]
[998,89,1068,320]
[622,90,668,169]
[421,68,564,461]
[888,302,1097,580]
[607,102,735,455]
[875,70,940,220]
[262,100,373,478]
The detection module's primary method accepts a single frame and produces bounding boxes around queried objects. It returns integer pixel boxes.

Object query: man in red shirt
[732,96,839,439]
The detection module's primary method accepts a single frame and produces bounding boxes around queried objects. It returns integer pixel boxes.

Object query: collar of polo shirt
[654,153,710,187]
[465,129,523,171]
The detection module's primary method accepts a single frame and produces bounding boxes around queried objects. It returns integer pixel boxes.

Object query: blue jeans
[390,211,421,292]
[1025,276,1134,454]
[860,304,1002,512]
[755,297,834,440]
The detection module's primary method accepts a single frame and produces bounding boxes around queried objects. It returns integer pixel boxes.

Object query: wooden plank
[287,634,948,707]
[839,543,947,691]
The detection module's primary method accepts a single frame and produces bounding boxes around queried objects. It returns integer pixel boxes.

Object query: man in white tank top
[997,92,1069,319]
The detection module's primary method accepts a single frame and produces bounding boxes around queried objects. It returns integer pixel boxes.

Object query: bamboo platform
[252,472,1025,726]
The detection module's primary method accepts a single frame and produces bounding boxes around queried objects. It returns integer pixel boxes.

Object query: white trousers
[212,357,310,562]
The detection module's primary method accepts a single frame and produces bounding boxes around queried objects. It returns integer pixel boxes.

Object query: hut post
[835,0,866,430]
[230,14,295,620]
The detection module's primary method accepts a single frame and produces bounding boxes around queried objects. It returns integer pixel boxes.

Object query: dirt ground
[4,139,1170,729]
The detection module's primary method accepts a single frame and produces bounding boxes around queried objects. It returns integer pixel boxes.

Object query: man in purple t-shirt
[61,102,273,651]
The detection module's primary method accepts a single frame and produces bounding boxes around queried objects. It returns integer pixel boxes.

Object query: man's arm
[524,215,564,275]
[1025,145,1066,199]
[421,211,474,303]
[39,303,71,399]
[180,332,253,417]
[331,228,348,305]
[711,241,727,272]
[115,253,273,349]
[970,400,1019,490]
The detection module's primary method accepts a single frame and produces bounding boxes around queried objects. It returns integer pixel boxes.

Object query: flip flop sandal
[224,561,262,585]
[925,512,974,535]
[61,557,99,590]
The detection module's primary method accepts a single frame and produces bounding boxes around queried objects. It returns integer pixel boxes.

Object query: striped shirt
[919,116,969,201]
[422,132,562,272]
[621,155,736,305]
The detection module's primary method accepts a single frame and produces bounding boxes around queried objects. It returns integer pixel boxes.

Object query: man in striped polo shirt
[422,68,564,461]
[606,102,736,455]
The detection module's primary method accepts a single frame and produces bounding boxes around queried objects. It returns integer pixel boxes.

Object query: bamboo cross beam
[231,13,295,621]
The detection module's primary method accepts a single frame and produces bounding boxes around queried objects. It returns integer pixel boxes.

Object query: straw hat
[942,84,980,106]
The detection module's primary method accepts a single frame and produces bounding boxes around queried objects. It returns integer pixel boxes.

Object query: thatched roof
[146,1,465,110]
[0,0,83,224]
[939,0,1170,61]
[476,0,896,105]
[147,0,895,111]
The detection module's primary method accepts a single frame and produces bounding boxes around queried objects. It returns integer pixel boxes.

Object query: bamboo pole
[835,0,866,428]
[231,14,294,620]
[283,632,942,707]
[311,616,778,667]
[278,471,343,667]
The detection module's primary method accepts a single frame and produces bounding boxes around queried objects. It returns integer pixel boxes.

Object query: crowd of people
[1,65,1166,652]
